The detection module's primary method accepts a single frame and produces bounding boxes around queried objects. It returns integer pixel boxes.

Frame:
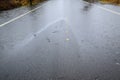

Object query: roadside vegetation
[85,0,120,4]
[0,0,120,11]
[100,0,120,5]
[0,0,46,11]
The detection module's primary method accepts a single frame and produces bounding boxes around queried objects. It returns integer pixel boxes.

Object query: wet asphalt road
[0,0,120,80]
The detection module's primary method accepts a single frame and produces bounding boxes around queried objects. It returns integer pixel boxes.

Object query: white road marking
[97,6,120,15]
[83,1,120,16]
[0,4,46,28]
[0,0,119,28]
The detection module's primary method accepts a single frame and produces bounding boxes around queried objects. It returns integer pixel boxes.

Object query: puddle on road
[82,4,92,12]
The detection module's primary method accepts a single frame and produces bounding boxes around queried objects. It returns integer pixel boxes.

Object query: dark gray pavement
[0,0,120,80]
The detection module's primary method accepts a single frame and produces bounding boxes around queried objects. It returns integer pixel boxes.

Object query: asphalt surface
[0,0,120,80]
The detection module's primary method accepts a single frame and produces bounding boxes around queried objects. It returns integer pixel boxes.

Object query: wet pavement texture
[0,0,120,80]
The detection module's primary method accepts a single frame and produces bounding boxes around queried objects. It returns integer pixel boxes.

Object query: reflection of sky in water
[65,0,120,55]
[0,0,120,53]
[82,4,92,12]
[0,0,120,79]
[0,0,65,52]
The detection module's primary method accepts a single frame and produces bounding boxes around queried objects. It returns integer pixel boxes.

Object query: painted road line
[83,1,120,16]
[0,4,46,28]
[97,6,120,16]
